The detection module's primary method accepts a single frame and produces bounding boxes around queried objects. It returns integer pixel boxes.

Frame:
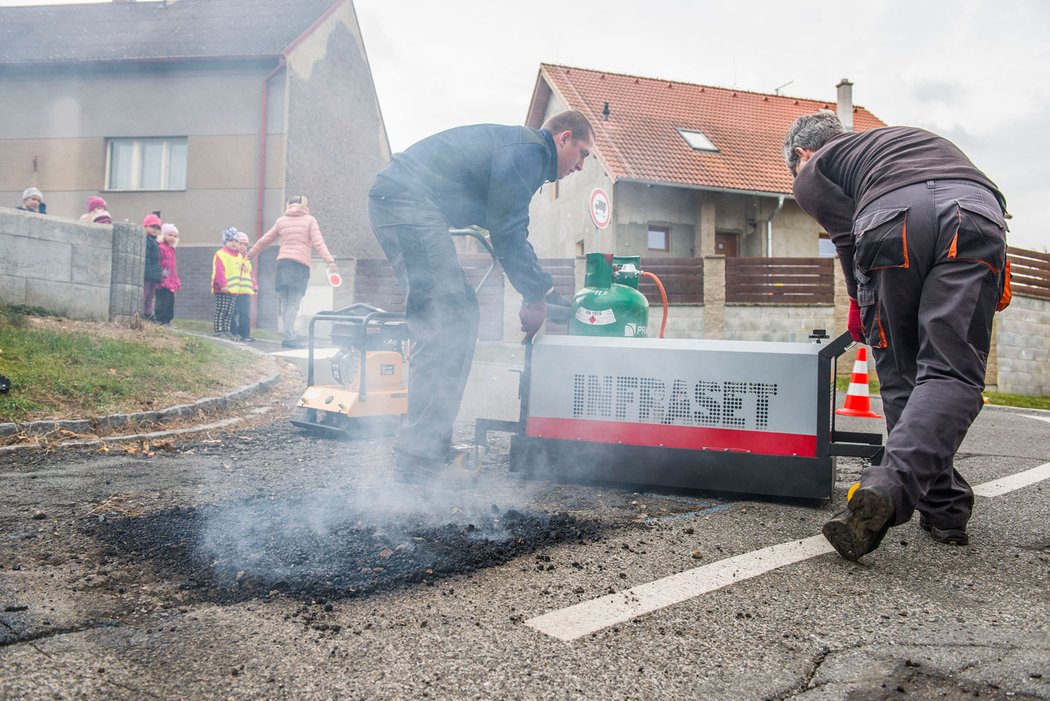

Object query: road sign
[590,188,611,229]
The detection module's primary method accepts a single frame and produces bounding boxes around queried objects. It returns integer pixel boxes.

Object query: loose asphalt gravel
[1,348,1047,700]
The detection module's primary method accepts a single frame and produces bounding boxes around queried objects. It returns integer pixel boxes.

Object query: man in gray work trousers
[784,112,1010,560]
[368,110,594,483]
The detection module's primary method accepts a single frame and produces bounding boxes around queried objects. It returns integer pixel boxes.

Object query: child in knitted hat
[18,187,44,214]
[142,213,164,321]
[155,223,181,326]
[211,227,245,339]
[230,231,258,342]
[79,196,112,225]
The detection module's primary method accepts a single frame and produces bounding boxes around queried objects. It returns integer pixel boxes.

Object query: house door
[715,232,739,256]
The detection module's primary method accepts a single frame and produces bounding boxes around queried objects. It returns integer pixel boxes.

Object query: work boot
[822,484,895,561]
[394,450,480,486]
[918,514,969,546]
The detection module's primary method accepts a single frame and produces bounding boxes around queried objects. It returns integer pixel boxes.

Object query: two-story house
[524,64,885,262]
[0,0,388,327]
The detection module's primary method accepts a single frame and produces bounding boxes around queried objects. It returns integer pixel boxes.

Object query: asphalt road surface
[1,350,1048,700]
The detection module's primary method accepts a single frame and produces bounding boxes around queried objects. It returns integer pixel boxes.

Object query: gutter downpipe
[256,56,286,242]
[252,56,285,328]
[766,194,785,257]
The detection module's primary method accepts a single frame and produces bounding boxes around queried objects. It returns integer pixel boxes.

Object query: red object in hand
[848,297,863,342]
[328,272,342,287]
[519,299,547,340]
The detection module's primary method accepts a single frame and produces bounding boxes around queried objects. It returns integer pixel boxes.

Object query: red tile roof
[531,64,886,196]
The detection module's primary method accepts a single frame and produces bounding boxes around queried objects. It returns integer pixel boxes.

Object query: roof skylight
[677,128,718,152]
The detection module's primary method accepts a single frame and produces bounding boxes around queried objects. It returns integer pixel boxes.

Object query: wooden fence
[353,254,506,341]
[1008,247,1050,301]
[725,257,835,304]
[353,246,1050,338]
[638,257,704,304]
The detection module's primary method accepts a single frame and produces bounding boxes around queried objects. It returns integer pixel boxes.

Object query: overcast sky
[4,0,1047,251]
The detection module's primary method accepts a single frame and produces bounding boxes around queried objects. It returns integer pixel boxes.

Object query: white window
[648,225,670,252]
[106,138,187,191]
[677,128,718,152]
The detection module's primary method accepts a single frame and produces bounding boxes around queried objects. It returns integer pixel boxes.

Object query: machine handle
[449,226,498,294]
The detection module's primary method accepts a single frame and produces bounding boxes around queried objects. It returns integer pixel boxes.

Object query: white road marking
[526,465,1050,642]
[527,535,833,641]
[1023,414,1050,425]
[973,462,1050,497]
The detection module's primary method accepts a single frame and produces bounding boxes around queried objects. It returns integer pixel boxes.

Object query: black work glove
[544,288,572,324]
[519,299,547,341]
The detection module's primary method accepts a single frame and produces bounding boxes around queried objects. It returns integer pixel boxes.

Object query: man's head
[784,111,844,177]
[21,187,43,212]
[543,110,595,180]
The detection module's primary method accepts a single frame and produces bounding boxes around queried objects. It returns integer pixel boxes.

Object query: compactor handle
[449,226,498,294]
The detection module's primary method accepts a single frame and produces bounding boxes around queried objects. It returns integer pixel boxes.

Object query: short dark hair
[542,110,594,142]
[784,111,844,176]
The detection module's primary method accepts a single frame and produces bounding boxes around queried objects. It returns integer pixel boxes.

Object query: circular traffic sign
[590,188,611,229]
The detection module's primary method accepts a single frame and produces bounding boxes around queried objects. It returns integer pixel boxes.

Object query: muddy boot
[822,484,894,561]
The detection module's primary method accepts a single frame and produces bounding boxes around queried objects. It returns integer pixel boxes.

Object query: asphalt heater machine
[290,227,498,438]
[468,252,884,501]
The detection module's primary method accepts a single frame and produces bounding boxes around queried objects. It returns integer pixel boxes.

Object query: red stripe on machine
[527,417,817,457]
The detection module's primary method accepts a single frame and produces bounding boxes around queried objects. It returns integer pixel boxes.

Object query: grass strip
[0,307,272,423]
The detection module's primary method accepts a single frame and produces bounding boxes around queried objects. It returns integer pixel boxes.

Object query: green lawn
[0,306,273,423]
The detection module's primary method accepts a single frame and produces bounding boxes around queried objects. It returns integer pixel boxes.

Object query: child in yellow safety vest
[231,231,258,342]
[211,227,252,339]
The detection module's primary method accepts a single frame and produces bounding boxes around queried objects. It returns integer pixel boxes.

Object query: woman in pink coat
[248,195,338,348]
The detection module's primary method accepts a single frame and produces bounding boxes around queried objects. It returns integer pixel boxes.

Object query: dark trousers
[155,288,175,325]
[213,292,236,334]
[232,295,252,339]
[854,180,1008,528]
[143,280,159,319]
[368,195,479,464]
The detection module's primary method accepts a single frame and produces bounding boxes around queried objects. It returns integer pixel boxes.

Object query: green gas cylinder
[570,253,649,337]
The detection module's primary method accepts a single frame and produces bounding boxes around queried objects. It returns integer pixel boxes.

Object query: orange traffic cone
[836,346,882,418]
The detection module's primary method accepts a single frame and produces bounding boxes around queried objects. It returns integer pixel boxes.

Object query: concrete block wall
[725,305,837,343]
[109,222,145,322]
[1,207,143,321]
[993,295,1050,395]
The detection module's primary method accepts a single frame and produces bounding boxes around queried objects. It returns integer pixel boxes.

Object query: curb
[0,331,286,453]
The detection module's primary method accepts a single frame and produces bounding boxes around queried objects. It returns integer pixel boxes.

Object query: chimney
[836,78,854,132]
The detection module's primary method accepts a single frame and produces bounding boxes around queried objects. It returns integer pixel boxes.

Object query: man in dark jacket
[785,112,1009,561]
[368,110,594,482]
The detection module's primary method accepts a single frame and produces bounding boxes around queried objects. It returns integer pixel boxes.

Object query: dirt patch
[86,497,605,604]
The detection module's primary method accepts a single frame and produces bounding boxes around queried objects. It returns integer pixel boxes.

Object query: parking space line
[526,465,1050,642]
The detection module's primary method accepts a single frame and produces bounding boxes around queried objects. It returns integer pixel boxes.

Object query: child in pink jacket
[155,223,181,326]
[248,195,338,348]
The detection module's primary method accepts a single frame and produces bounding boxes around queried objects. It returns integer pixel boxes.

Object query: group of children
[142,213,181,326]
[140,215,256,342]
[210,227,258,342]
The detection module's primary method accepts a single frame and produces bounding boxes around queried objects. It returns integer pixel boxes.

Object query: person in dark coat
[368,109,592,483]
[784,111,1010,560]
[142,213,164,322]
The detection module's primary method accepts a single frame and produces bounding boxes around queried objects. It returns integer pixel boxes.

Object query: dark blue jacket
[144,234,163,283]
[370,124,556,302]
